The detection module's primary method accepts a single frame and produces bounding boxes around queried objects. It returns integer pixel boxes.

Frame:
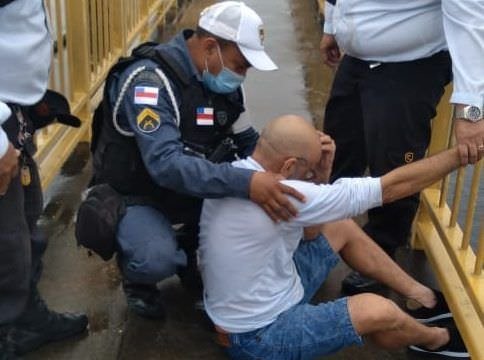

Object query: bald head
[253,115,321,177]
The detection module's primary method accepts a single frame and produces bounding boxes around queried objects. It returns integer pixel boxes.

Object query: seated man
[198,115,481,359]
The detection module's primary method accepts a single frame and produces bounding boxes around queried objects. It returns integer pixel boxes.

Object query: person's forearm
[381,148,461,204]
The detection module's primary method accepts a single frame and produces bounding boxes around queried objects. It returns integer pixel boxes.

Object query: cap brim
[239,46,278,71]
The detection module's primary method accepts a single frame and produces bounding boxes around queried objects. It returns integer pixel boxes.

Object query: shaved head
[253,115,321,176]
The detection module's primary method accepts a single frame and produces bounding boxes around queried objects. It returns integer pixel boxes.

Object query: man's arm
[119,68,303,220]
[442,0,484,162]
[380,146,472,204]
[320,1,341,67]
[287,145,478,228]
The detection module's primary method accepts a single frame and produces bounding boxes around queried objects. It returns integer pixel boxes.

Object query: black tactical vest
[91,42,245,204]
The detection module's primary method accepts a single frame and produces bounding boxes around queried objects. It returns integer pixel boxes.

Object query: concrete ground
[27,0,442,359]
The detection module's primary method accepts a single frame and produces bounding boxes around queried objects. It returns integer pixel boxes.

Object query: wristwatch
[454,105,483,122]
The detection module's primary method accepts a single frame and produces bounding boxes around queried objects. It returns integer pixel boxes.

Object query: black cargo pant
[323,51,452,256]
[0,108,46,326]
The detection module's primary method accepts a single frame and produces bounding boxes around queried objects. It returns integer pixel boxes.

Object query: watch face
[468,106,481,121]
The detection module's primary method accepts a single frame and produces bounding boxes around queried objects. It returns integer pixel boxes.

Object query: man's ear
[280,157,298,179]
[203,37,218,55]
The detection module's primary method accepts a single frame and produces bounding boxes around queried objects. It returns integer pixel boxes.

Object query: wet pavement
[29,0,445,359]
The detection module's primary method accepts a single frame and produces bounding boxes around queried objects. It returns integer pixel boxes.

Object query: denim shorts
[225,234,363,360]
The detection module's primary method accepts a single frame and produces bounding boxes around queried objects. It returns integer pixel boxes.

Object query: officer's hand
[0,143,20,195]
[320,34,341,68]
[249,172,306,222]
[454,119,484,165]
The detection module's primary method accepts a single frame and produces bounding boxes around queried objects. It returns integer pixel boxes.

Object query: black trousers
[0,111,46,325]
[323,51,452,256]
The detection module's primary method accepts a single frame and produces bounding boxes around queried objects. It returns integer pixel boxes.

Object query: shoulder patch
[134,86,159,105]
[137,108,161,133]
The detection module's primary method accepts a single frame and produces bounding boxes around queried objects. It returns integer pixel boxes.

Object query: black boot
[0,326,17,360]
[9,288,88,355]
[122,280,165,319]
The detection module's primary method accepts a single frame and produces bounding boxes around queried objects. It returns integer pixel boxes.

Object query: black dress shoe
[123,280,166,319]
[10,311,88,355]
[341,271,384,295]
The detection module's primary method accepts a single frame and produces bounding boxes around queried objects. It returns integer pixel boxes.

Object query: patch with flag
[134,86,159,105]
[196,107,214,126]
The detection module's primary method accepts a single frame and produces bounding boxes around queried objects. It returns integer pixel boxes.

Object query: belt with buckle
[215,325,231,348]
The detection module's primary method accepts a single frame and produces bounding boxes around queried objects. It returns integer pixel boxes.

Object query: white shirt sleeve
[442,0,484,108]
[323,1,336,35]
[0,101,12,158]
[282,177,382,227]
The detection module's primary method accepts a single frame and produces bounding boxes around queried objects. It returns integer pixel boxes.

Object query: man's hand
[0,143,20,195]
[320,34,341,68]
[454,119,484,165]
[313,131,336,184]
[249,172,306,222]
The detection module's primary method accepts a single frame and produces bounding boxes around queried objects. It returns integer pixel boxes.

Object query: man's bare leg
[319,219,435,308]
[347,293,449,350]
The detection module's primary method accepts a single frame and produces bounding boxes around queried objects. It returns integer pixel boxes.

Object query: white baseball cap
[198,1,278,71]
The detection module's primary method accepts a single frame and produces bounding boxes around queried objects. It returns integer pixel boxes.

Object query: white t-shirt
[324,0,484,109]
[198,157,382,333]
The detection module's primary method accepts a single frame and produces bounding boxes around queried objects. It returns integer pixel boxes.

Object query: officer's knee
[121,246,187,284]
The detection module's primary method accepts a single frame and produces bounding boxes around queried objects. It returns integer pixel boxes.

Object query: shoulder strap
[101,42,186,137]
[133,43,191,87]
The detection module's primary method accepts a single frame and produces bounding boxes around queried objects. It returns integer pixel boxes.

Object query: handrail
[37,0,178,189]
[412,86,483,359]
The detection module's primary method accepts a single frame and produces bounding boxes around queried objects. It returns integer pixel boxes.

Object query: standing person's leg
[9,155,88,356]
[0,112,31,328]
[0,175,31,359]
[0,176,30,324]
[323,55,367,180]
[117,205,187,319]
[343,51,452,293]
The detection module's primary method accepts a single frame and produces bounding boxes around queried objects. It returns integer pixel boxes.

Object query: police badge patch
[137,108,161,133]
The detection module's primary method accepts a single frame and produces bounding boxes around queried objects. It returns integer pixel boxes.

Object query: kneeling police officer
[87,1,304,318]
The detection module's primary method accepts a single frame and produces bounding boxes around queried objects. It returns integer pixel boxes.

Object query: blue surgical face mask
[202,45,245,94]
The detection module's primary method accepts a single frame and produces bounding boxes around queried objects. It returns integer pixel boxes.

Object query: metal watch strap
[454,105,482,122]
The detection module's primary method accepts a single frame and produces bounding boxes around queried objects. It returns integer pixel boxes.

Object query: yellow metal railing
[37,0,178,189]
[412,87,484,359]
